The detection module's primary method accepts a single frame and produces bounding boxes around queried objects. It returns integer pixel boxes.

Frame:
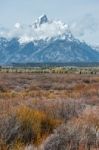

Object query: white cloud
[70,14,99,45]
[7,19,70,43]
[0,15,99,45]
[14,23,21,29]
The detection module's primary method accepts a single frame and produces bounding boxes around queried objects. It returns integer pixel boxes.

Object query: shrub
[0,139,8,150]
[16,106,62,145]
[43,107,99,150]
[0,115,20,145]
[10,141,25,150]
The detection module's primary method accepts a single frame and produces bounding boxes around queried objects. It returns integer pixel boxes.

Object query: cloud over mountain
[0,14,99,45]
[0,15,72,43]
[70,14,99,45]
[0,15,99,64]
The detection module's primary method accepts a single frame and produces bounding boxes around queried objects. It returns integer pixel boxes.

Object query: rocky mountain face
[0,15,99,65]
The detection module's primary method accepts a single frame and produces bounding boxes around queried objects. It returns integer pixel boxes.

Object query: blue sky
[0,0,99,44]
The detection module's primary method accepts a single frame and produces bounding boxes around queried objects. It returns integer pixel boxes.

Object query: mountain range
[0,14,99,65]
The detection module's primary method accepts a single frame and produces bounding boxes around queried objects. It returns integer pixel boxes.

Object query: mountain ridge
[0,15,99,64]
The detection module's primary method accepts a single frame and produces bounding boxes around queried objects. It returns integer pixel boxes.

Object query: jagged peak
[33,14,49,28]
[38,14,49,24]
[0,15,74,44]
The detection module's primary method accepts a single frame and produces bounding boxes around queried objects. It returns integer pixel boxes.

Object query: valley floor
[0,72,99,150]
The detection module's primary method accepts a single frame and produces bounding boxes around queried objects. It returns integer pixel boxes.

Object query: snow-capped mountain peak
[0,15,99,65]
[0,15,73,44]
[18,15,73,43]
[38,14,49,25]
[33,14,49,28]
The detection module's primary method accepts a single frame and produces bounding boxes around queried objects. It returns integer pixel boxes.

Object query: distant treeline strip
[11,62,99,68]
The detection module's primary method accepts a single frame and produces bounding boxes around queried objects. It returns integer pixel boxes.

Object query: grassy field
[0,66,99,74]
[0,69,99,150]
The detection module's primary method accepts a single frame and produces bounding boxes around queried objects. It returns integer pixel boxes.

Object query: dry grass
[0,72,99,149]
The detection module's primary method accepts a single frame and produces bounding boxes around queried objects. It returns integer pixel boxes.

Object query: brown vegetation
[0,72,99,150]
